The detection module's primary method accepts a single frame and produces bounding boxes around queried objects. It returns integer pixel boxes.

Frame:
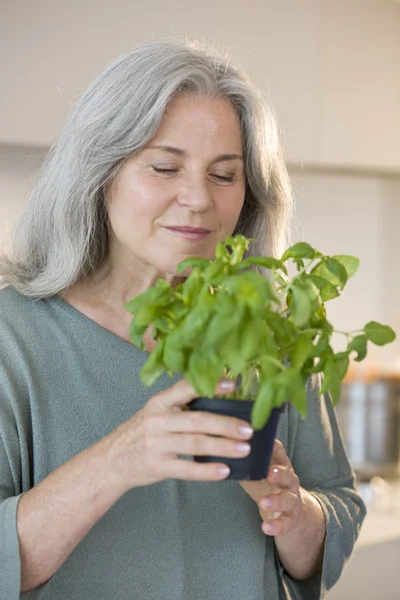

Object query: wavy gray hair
[0,38,293,298]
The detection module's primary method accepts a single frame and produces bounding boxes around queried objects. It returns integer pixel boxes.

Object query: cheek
[216,187,245,225]
[108,176,172,231]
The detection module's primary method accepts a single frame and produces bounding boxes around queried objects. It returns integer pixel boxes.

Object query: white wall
[2,0,399,170]
[289,168,400,368]
[0,145,46,251]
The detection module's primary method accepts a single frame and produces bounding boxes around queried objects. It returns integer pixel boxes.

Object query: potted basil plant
[125,234,396,480]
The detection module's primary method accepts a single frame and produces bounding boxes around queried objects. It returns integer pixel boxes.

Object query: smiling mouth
[165,226,212,233]
[163,226,213,240]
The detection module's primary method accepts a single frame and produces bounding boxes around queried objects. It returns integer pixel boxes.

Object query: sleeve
[0,358,30,600]
[279,373,366,599]
[0,436,23,600]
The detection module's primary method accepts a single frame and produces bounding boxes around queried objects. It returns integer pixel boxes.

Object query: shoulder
[0,287,62,359]
[0,286,47,333]
[0,284,40,311]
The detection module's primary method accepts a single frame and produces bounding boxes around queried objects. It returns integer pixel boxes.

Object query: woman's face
[106,93,246,278]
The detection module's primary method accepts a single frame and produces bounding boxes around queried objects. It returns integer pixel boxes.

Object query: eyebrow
[146,145,244,164]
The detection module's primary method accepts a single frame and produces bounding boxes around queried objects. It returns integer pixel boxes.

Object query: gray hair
[0,38,293,298]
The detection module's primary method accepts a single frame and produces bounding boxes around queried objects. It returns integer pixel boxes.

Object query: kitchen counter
[356,512,400,548]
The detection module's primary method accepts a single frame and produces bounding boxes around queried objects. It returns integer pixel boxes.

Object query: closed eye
[213,174,235,183]
[151,166,235,183]
[152,166,178,175]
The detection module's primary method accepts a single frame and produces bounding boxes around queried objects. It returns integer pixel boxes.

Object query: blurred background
[1,1,399,597]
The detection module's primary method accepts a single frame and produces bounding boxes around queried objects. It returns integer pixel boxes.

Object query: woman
[0,39,365,599]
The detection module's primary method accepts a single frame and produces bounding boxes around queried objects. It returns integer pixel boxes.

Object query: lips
[165,226,212,233]
[163,226,212,241]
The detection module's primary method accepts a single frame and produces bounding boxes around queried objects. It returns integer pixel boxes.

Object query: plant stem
[275,258,318,299]
[262,356,286,371]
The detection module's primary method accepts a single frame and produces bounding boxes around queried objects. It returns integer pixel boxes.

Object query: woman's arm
[16,433,125,592]
[272,487,326,579]
[279,374,366,595]
[240,441,327,580]
[6,377,249,594]
[240,373,366,597]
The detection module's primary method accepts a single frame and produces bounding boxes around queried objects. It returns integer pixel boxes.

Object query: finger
[163,410,254,441]
[166,458,231,482]
[267,465,299,491]
[154,377,235,410]
[261,512,297,536]
[259,490,298,514]
[270,440,291,468]
[160,432,251,459]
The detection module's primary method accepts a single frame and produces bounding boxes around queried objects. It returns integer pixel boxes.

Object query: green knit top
[0,286,365,599]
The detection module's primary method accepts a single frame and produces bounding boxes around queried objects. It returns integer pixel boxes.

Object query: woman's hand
[239,440,305,536]
[106,378,254,493]
[240,439,326,579]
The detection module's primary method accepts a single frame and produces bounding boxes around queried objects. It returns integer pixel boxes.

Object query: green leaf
[251,380,275,430]
[239,256,288,275]
[333,352,350,381]
[236,313,263,363]
[311,259,348,290]
[163,337,187,372]
[290,281,313,327]
[312,334,332,357]
[275,368,307,417]
[310,275,340,302]
[364,322,396,346]
[178,308,211,347]
[289,378,308,418]
[263,326,279,356]
[203,260,227,282]
[267,313,298,348]
[347,335,368,362]
[140,341,165,386]
[259,356,281,379]
[291,334,315,368]
[293,258,305,272]
[281,242,317,261]
[326,258,348,289]
[309,305,334,334]
[125,280,172,313]
[332,255,360,278]
[186,349,223,398]
[224,235,250,263]
[204,296,243,348]
[176,257,210,274]
[132,304,163,327]
[151,316,172,338]
[129,319,148,349]
[180,269,204,304]
[220,271,274,308]
[320,359,342,404]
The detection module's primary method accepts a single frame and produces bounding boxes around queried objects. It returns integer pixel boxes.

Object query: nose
[178,172,213,213]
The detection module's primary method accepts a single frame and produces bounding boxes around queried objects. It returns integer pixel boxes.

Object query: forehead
[149,93,243,151]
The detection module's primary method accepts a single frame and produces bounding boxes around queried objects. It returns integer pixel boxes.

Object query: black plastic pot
[188,397,284,480]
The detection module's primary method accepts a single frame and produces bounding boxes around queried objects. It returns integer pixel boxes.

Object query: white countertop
[356,478,400,548]
[357,512,400,547]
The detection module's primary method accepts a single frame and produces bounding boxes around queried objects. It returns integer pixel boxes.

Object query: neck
[59,256,185,346]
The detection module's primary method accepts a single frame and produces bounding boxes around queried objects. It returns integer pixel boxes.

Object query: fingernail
[236,442,251,455]
[261,498,273,510]
[264,522,276,534]
[238,425,254,438]
[271,468,279,481]
[217,466,230,476]
[220,379,235,390]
